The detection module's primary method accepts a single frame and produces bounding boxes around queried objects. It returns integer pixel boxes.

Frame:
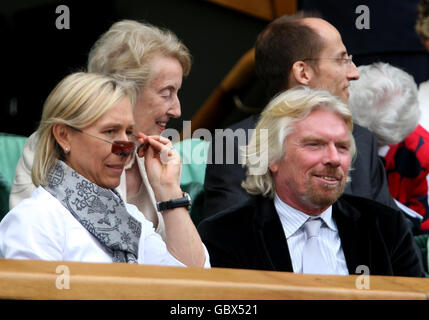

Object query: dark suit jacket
[203,115,400,220]
[198,194,425,277]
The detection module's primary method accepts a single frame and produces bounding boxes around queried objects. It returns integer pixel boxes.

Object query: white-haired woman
[0,72,209,266]
[349,62,429,233]
[10,20,192,240]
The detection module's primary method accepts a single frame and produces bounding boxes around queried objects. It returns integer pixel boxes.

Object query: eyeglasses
[302,55,354,66]
[68,125,136,157]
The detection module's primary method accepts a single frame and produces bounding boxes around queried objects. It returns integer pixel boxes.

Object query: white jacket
[0,186,209,266]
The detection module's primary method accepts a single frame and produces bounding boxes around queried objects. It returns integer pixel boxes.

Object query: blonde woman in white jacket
[1,72,209,267]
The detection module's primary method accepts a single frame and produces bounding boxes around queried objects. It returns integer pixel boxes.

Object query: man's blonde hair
[241,86,356,198]
[32,72,132,186]
[88,20,191,102]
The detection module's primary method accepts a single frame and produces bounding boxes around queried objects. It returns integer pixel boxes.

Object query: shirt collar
[124,151,136,170]
[124,152,146,170]
[378,145,390,158]
[274,193,337,239]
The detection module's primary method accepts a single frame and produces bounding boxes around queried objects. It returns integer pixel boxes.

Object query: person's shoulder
[336,193,402,219]
[352,123,378,157]
[9,187,65,214]
[412,124,429,140]
[198,195,263,244]
[228,115,259,131]
[23,131,38,155]
[403,125,429,166]
[352,122,375,140]
[199,195,260,226]
[2,186,70,229]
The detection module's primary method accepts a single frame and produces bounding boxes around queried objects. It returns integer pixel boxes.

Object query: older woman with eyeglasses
[0,72,209,266]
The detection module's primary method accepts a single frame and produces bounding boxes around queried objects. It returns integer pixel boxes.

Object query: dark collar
[252,195,293,272]
[333,196,368,274]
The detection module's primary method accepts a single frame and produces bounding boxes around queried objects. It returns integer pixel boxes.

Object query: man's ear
[52,123,71,153]
[291,61,313,85]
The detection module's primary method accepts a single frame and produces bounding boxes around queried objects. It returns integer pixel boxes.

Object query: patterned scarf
[43,160,141,263]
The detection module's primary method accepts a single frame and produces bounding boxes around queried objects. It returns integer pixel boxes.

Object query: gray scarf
[43,160,141,263]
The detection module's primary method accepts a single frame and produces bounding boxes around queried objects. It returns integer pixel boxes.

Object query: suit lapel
[333,197,370,275]
[254,197,293,272]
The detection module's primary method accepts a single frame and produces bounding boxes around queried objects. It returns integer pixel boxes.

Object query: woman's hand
[135,133,207,267]
[136,133,182,202]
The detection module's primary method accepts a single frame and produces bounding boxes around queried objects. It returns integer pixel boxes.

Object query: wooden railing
[0,259,429,300]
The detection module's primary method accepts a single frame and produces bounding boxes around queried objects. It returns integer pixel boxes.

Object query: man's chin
[306,185,345,209]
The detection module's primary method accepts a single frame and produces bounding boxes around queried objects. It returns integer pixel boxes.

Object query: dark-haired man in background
[202,12,421,234]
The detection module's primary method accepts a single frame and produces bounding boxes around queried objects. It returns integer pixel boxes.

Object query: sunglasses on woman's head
[67,125,137,157]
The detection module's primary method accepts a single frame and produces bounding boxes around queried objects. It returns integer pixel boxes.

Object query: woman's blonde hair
[87,20,191,102]
[32,72,132,186]
[241,86,356,198]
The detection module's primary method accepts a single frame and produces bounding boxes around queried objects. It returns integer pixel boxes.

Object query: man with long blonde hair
[198,86,423,277]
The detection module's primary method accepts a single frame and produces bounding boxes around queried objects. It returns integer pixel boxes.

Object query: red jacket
[384,125,429,232]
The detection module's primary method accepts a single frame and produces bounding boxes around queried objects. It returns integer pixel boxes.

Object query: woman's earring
[64,146,70,154]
